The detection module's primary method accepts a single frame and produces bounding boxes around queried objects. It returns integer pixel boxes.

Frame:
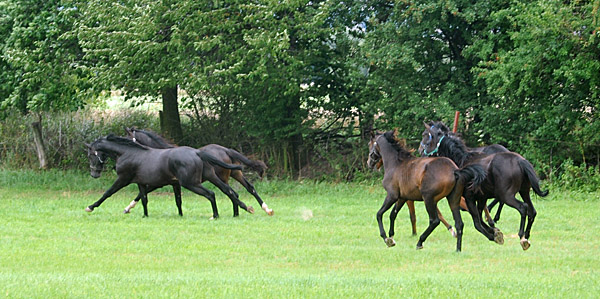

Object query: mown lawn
[0,169,599,298]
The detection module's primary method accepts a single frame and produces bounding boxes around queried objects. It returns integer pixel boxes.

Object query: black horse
[368,130,488,252]
[125,127,273,216]
[425,123,510,222]
[85,134,250,219]
[419,122,549,250]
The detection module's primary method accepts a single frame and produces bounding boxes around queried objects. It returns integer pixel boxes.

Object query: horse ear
[423,122,431,130]
[369,130,375,139]
[84,143,91,150]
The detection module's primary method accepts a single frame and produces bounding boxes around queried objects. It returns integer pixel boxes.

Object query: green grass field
[1,169,599,298]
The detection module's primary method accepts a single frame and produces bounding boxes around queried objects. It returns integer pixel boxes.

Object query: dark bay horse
[368,130,488,252]
[426,122,510,222]
[419,122,549,250]
[125,127,273,216]
[85,134,249,219]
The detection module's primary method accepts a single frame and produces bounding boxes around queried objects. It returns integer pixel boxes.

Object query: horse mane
[437,133,479,167]
[132,128,176,148]
[101,134,149,150]
[431,121,450,133]
[383,130,414,160]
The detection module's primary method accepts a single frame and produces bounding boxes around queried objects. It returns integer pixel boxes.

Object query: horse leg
[493,202,505,223]
[446,189,464,252]
[232,171,273,216]
[181,181,219,219]
[437,207,456,238]
[483,206,496,228]
[137,185,149,217]
[464,196,500,243]
[125,185,160,215]
[86,177,130,212]
[519,189,537,250]
[497,193,529,248]
[124,193,142,214]
[209,175,253,217]
[487,198,499,211]
[478,200,496,228]
[388,200,406,240]
[416,196,441,250]
[173,183,183,216]
[376,193,399,247]
[407,200,417,236]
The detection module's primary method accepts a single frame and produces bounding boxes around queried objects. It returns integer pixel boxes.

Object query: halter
[94,151,105,164]
[422,135,445,156]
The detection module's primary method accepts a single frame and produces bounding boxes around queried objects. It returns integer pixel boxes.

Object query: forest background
[1,0,599,187]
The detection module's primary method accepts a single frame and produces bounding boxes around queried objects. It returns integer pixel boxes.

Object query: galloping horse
[425,122,510,223]
[368,130,488,252]
[85,134,249,219]
[125,127,273,216]
[419,122,549,250]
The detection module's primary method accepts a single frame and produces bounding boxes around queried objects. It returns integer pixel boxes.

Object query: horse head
[419,121,448,156]
[85,139,109,178]
[367,131,383,170]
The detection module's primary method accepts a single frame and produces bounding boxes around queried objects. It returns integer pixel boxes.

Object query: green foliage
[0,0,88,113]
[550,159,600,193]
[0,0,599,182]
[0,109,159,169]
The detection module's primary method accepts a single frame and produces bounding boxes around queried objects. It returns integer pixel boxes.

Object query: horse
[425,122,510,222]
[367,130,488,252]
[125,127,273,216]
[84,134,250,219]
[419,121,549,250]
[371,159,458,237]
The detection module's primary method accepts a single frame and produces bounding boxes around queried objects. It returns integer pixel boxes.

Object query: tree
[0,0,88,168]
[469,0,600,170]
[75,0,191,142]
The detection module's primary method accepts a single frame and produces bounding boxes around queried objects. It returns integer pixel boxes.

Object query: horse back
[387,157,457,201]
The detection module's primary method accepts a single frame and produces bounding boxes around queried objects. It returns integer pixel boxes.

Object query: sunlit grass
[0,169,598,298]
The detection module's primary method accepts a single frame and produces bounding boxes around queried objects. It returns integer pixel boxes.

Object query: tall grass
[0,169,599,298]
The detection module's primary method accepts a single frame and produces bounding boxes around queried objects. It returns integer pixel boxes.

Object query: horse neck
[378,140,411,170]
[137,132,174,149]
[95,140,139,157]
[438,135,470,167]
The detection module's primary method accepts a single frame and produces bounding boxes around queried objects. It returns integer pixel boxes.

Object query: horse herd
[85,122,547,252]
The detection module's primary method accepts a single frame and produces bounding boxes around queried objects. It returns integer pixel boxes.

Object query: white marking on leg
[124,200,137,213]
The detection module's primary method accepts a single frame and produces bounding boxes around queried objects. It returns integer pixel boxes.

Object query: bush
[0,109,159,170]
[550,159,600,193]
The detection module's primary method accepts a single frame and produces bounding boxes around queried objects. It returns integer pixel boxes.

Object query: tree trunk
[31,121,47,169]
[160,86,183,143]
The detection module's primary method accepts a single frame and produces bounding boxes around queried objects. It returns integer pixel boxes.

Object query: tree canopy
[0,0,598,176]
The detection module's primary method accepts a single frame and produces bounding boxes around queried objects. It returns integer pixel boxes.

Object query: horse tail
[224,148,267,177]
[197,151,243,171]
[518,159,549,197]
[454,164,486,193]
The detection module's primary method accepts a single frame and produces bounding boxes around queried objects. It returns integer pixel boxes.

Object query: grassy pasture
[0,169,599,298]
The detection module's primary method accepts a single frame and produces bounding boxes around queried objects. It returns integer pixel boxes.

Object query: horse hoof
[247,206,255,214]
[85,207,93,213]
[520,238,531,250]
[266,209,274,216]
[448,226,457,238]
[416,244,424,250]
[385,237,396,247]
[123,209,130,214]
[494,229,504,245]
